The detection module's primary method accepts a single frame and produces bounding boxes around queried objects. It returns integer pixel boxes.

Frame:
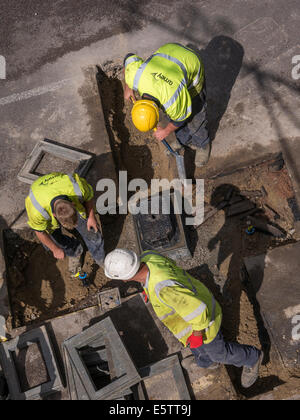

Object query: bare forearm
[154,122,178,141]
[164,122,178,135]
[35,231,58,252]
[84,199,99,232]
[84,199,95,218]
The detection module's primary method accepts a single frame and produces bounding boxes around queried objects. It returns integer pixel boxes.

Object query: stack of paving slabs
[62,317,141,400]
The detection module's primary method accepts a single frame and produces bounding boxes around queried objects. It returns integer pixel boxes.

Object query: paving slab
[244,241,300,369]
[0,325,63,400]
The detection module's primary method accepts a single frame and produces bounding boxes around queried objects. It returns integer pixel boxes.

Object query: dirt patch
[4,228,108,328]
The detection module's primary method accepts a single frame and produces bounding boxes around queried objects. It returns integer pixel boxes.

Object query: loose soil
[4,65,300,399]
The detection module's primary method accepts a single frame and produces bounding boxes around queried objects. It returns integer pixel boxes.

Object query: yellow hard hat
[131,99,159,132]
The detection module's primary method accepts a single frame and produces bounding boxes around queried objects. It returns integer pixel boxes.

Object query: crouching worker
[104,249,264,388]
[25,172,105,277]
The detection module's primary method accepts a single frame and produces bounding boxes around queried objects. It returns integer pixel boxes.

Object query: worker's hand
[124,84,136,102]
[87,215,99,232]
[53,247,65,260]
[186,332,203,348]
[153,126,167,142]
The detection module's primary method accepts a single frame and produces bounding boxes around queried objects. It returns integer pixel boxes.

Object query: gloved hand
[142,290,149,303]
[187,332,203,348]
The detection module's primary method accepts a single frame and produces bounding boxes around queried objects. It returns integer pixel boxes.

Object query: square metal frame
[132,191,191,261]
[63,317,140,400]
[0,325,63,400]
[97,287,121,312]
[138,354,191,400]
[17,139,95,184]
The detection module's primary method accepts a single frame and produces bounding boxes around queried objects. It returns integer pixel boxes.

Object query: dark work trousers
[175,86,210,149]
[190,330,261,368]
[45,214,105,269]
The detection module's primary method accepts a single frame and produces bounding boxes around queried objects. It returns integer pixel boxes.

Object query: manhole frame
[17,138,95,184]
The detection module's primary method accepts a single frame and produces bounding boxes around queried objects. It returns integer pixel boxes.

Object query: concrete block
[244,241,300,368]
[17,138,95,185]
[138,354,190,400]
[63,317,141,400]
[0,325,63,400]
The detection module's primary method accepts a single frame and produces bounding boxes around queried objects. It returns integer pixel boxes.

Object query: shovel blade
[175,154,188,187]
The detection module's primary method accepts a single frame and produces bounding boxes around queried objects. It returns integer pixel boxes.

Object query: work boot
[190,142,211,168]
[241,351,264,388]
[181,355,220,371]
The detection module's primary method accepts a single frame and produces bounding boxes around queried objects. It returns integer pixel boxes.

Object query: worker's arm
[35,231,65,259]
[84,198,99,232]
[153,122,178,142]
[124,82,136,102]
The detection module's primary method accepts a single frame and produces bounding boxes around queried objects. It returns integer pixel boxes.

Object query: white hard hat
[104,249,140,280]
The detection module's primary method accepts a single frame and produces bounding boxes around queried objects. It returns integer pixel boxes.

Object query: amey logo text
[151,72,173,86]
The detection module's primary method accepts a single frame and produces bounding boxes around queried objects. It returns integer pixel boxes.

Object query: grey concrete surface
[244,241,300,369]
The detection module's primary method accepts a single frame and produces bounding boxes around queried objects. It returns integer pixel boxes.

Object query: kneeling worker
[104,249,264,388]
[25,172,105,277]
[124,43,211,167]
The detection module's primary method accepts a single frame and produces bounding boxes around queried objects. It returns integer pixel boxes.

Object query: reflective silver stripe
[124,56,141,68]
[133,52,189,97]
[159,309,175,321]
[133,55,154,91]
[191,66,202,88]
[183,302,207,322]
[205,296,216,332]
[172,43,202,89]
[141,250,165,259]
[175,105,192,122]
[163,78,186,110]
[155,279,177,296]
[29,190,51,220]
[68,174,83,201]
[154,53,188,83]
[174,325,193,340]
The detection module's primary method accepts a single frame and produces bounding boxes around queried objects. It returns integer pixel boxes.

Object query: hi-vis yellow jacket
[25,172,94,233]
[141,250,222,346]
[124,43,205,123]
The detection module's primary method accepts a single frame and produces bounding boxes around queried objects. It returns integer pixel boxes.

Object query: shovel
[162,139,187,187]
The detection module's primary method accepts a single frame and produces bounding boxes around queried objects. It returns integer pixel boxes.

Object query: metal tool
[162,139,187,187]
[74,271,89,287]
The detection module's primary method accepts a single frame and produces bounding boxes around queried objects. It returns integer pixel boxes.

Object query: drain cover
[132,192,191,260]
